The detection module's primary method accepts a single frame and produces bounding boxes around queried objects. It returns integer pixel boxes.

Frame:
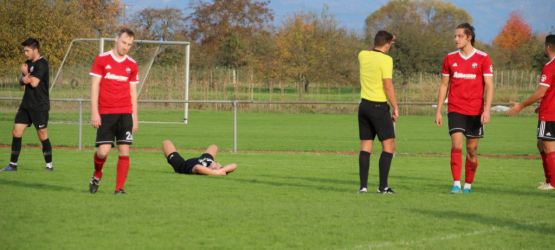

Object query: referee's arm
[383,78,398,121]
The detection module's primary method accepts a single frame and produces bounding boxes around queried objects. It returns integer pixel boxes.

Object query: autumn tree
[364,0,471,79]
[131,8,186,41]
[79,0,121,37]
[186,0,274,68]
[0,0,96,73]
[492,11,538,69]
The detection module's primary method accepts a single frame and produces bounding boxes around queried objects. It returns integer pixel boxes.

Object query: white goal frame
[50,38,191,124]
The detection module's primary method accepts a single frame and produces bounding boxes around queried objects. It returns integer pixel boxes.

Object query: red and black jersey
[442,49,493,116]
[539,57,555,121]
[89,51,139,114]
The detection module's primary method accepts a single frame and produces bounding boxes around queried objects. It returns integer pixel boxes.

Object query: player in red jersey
[435,23,494,194]
[88,27,139,194]
[508,34,555,190]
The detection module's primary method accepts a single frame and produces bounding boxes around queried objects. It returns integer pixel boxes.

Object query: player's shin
[41,138,52,164]
[541,152,550,183]
[10,137,22,165]
[464,157,478,184]
[116,155,130,191]
[450,148,462,183]
[93,153,106,179]
[546,152,555,187]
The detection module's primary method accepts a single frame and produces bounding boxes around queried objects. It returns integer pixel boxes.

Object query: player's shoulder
[97,51,112,58]
[475,49,490,58]
[444,50,459,60]
[125,55,138,65]
[545,57,555,68]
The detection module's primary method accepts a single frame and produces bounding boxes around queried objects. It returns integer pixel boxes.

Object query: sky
[124,0,555,44]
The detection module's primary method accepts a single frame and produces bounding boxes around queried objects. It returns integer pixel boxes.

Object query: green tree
[364,0,471,80]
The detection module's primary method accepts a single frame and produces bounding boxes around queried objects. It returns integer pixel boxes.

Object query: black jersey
[20,57,49,111]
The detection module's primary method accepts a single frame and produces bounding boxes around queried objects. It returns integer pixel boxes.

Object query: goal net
[50,38,191,123]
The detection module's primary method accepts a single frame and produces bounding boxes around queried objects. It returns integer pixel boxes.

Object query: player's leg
[2,123,28,171]
[538,139,550,188]
[90,114,115,193]
[162,140,178,157]
[114,114,133,194]
[463,138,479,192]
[33,110,53,170]
[448,112,466,193]
[358,100,374,192]
[204,144,218,158]
[3,108,32,171]
[541,140,555,189]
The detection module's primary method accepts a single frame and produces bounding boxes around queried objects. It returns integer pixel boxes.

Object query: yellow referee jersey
[358,50,393,102]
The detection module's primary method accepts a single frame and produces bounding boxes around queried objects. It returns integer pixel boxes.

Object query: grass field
[1,111,554,249]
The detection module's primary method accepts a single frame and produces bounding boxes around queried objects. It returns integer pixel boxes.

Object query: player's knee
[209,144,218,151]
[37,130,48,140]
[466,146,478,156]
[12,129,22,138]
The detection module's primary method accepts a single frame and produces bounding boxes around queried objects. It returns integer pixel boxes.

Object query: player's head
[373,30,395,53]
[455,23,475,49]
[21,38,40,60]
[114,27,135,57]
[545,34,555,56]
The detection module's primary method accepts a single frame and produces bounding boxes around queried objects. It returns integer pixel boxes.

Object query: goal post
[51,38,191,124]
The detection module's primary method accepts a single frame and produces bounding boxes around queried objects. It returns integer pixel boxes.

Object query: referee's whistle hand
[391,108,399,122]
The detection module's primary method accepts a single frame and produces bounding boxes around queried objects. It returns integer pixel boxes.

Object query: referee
[2,38,53,171]
[357,30,398,194]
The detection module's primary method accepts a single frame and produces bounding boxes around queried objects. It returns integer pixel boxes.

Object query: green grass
[0,111,553,249]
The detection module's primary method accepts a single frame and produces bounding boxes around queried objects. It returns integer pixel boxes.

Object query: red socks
[116,156,130,191]
[541,152,550,184]
[464,157,478,184]
[546,152,555,187]
[94,153,106,179]
[450,148,462,181]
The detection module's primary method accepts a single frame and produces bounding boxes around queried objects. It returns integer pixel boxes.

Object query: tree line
[0,0,551,90]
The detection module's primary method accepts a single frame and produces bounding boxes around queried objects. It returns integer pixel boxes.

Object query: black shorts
[167,152,215,174]
[358,99,395,141]
[537,120,555,141]
[14,108,49,129]
[448,112,484,138]
[95,114,133,147]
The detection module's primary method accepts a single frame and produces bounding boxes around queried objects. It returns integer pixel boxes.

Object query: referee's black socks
[359,151,371,189]
[41,138,52,164]
[379,152,394,189]
[10,137,22,165]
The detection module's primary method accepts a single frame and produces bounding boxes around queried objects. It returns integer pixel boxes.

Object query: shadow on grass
[0,178,79,192]
[411,208,555,236]
[217,176,352,193]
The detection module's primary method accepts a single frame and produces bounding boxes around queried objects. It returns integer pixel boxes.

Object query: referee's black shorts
[358,99,395,141]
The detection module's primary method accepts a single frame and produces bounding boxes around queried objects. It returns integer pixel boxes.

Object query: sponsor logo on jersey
[541,74,547,82]
[472,63,478,69]
[105,64,112,70]
[104,72,129,82]
[30,66,34,73]
[125,67,131,74]
[453,72,477,79]
[452,63,458,67]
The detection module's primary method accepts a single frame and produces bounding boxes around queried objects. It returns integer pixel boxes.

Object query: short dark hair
[546,34,555,50]
[117,27,135,38]
[21,38,40,50]
[374,30,394,47]
[456,23,475,46]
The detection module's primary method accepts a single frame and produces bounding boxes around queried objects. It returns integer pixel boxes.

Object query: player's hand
[21,75,31,84]
[91,113,101,128]
[132,116,139,134]
[507,103,522,116]
[534,106,539,114]
[391,106,399,122]
[20,64,28,75]
[481,110,491,124]
[435,111,442,127]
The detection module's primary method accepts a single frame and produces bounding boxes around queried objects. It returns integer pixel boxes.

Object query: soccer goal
[50,38,191,124]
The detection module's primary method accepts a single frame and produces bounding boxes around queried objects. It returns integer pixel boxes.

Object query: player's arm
[222,163,237,174]
[193,165,227,176]
[481,76,494,124]
[383,78,398,122]
[507,85,548,116]
[25,75,41,88]
[130,83,138,134]
[19,64,29,85]
[90,76,102,128]
[435,76,450,126]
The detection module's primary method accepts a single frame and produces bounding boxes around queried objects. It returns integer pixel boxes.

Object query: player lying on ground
[162,140,237,176]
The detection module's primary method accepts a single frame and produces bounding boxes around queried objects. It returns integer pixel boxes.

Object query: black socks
[41,138,52,163]
[379,152,394,189]
[359,151,371,189]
